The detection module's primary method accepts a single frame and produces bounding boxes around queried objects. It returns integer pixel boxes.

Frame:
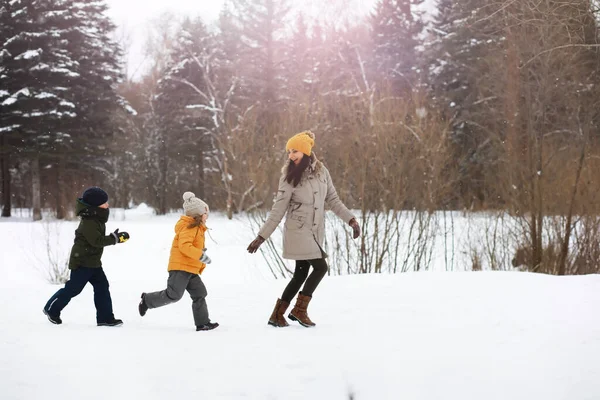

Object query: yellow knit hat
[285,130,315,156]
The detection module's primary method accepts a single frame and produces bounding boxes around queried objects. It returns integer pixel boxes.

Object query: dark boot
[268,298,290,327]
[289,293,315,327]
[43,308,62,325]
[196,322,219,331]
[97,318,123,327]
[139,293,148,317]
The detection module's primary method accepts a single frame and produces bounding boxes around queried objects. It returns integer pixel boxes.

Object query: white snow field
[1,207,599,400]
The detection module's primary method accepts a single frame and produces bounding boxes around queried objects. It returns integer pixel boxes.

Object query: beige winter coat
[258,154,355,260]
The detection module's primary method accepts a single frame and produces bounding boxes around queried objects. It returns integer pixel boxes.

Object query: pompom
[183,191,195,202]
[304,130,315,140]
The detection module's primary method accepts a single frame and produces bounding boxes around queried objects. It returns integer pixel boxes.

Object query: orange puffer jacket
[168,216,208,275]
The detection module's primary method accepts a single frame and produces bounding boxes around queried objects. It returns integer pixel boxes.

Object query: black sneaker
[139,293,148,317]
[196,322,219,331]
[43,308,62,325]
[97,319,123,327]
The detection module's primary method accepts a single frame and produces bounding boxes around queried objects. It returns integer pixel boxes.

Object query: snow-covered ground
[1,207,599,400]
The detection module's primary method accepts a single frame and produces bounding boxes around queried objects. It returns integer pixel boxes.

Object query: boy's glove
[111,229,130,244]
[348,218,361,239]
[200,248,212,264]
[247,235,265,254]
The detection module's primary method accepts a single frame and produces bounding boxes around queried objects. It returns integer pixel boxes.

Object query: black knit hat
[82,187,108,207]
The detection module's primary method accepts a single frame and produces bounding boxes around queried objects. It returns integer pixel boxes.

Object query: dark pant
[281,258,328,303]
[44,267,115,323]
[144,271,210,326]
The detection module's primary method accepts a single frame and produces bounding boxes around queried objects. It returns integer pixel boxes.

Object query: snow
[185,104,222,112]
[0,124,20,132]
[14,49,42,60]
[0,50,11,63]
[50,68,80,78]
[2,97,18,106]
[30,63,50,71]
[35,92,57,99]
[2,88,30,106]
[11,8,25,17]
[1,208,599,400]
[19,110,77,118]
[45,10,70,18]
[59,100,76,108]
[15,88,30,97]
[3,35,19,47]
[124,104,138,115]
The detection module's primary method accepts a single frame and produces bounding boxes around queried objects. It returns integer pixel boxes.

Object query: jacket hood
[175,215,207,233]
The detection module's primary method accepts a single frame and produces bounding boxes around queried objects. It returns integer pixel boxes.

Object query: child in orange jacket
[138,192,218,331]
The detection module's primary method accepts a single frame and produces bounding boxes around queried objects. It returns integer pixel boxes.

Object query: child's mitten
[111,229,130,244]
[200,248,212,264]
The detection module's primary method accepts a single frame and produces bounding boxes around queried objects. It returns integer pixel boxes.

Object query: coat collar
[178,215,208,232]
[76,199,109,223]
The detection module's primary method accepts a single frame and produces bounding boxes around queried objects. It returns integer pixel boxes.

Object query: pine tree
[64,0,123,142]
[316,23,374,99]
[217,3,242,83]
[425,0,503,208]
[427,0,492,113]
[54,0,124,218]
[0,0,124,217]
[0,0,80,151]
[152,17,212,212]
[371,0,424,93]
[228,0,292,107]
[283,14,311,98]
[1,0,80,217]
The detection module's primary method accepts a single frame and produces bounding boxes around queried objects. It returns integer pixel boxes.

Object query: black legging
[281,258,329,303]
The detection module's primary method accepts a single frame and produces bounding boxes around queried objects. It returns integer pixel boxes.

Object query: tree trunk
[55,154,66,219]
[158,138,168,215]
[31,156,42,221]
[223,152,233,220]
[1,134,11,218]
[198,146,205,200]
[558,137,587,275]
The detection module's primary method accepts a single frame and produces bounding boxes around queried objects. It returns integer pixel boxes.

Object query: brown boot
[268,298,290,327]
[288,293,316,327]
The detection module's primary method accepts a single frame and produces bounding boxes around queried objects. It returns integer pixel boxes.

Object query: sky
[103,0,437,79]
[105,0,225,24]
[104,0,375,78]
[104,0,225,77]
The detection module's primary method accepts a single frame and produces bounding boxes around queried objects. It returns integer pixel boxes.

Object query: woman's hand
[349,218,361,239]
[247,235,265,253]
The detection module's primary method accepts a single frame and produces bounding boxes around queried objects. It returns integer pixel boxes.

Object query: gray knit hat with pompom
[182,192,209,217]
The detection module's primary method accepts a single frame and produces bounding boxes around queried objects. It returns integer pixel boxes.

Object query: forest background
[2,0,600,276]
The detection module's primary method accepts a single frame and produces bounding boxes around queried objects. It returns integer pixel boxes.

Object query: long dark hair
[285,155,311,187]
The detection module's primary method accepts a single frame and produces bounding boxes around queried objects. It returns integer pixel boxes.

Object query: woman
[247,130,361,327]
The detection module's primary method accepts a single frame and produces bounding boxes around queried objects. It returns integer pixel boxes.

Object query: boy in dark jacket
[43,187,130,327]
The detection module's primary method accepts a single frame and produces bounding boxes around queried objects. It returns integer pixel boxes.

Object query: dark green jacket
[68,199,116,269]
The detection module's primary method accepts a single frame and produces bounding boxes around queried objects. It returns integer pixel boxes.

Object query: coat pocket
[285,211,306,230]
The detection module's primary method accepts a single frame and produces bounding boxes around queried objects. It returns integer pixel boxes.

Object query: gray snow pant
[144,270,210,326]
